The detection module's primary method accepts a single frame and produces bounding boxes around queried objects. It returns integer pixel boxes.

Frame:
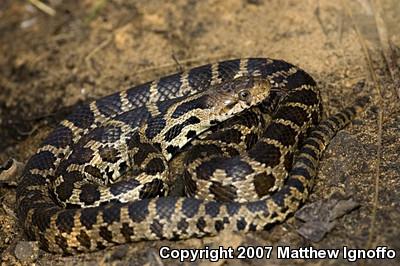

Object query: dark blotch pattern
[290,166,312,181]
[132,147,152,166]
[54,171,83,202]
[185,144,224,164]
[109,179,141,196]
[166,145,179,156]
[214,220,225,232]
[188,64,212,90]
[98,146,120,163]
[262,123,297,147]
[145,116,167,139]
[42,126,73,149]
[177,219,189,232]
[24,151,56,171]
[158,73,183,100]
[182,198,201,218]
[196,157,253,182]
[226,202,241,216]
[209,182,237,202]
[38,235,50,253]
[272,186,292,210]
[248,142,281,167]
[150,219,164,238]
[84,165,103,180]
[205,201,221,217]
[95,93,122,117]
[77,230,91,249]
[244,132,259,149]
[31,204,58,233]
[103,204,121,224]
[156,197,178,220]
[207,128,242,144]
[80,208,100,230]
[196,217,206,232]
[284,87,319,106]
[249,223,257,231]
[210,119,219,125]
[246,201,269,214]
[283,152,293,172]
[186,130,197,139]
[67,104,95,129]
[144,157,166,175]
[163,116,200,142]
[55,236,69,253]
[115,107,151,128]
[56,210,76,233]
[99,226,114,242]
[275,106,309,127]
[285,69,316,90]
[251,58,291,77]
[236,217,247,230]
[79,183,101,206]
[67,147,95,165]
[96,241,107,251]
[126,82,151,106]
[225,147,240,157]
[121,223,134,242]
[171,95,209,119]
[253,173,276,197]
[217,59,241,81]
[139,178,165,199]
[128,200,149,223]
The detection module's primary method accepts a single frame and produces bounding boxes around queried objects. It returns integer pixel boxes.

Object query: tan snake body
[16,58,367,254]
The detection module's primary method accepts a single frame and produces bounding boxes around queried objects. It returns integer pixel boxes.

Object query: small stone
[14,241,39,262]
[295,196,360,242]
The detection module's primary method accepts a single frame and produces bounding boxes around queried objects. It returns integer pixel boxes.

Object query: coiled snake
[16,58,367,254]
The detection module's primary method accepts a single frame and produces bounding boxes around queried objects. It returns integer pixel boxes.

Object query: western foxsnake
[16,58,368,254]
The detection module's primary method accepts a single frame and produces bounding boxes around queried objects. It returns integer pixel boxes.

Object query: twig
[28,0,56,16]
[84,36,113,69]
[371,0,400,99]
[132,54,230,77]
[342,0,383,251]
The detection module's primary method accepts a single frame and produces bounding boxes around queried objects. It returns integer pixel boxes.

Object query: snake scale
[16,58,367,254]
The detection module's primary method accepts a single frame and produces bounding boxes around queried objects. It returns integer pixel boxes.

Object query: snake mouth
[224,99,243,110]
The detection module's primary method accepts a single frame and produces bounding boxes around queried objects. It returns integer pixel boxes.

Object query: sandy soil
[0,0,399,265]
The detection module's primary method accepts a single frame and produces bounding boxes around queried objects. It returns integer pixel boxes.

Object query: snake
[16,58,368,254]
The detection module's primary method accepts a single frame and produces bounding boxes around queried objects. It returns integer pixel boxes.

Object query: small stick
[28,0,56,16]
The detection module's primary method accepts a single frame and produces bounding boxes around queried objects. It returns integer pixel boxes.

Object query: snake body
[16,58,367,254]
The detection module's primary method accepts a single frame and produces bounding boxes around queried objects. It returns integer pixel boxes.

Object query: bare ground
[0,0,399,265]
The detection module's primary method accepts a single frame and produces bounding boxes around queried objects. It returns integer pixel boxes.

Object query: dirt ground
[0,0,399,265]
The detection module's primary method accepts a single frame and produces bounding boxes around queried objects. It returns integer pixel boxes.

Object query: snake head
[212,75,271,119]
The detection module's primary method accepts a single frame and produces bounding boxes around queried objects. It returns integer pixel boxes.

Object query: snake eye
[238,89,251,102]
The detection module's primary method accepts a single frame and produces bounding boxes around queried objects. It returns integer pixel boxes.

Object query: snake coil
[16,58,367,254]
